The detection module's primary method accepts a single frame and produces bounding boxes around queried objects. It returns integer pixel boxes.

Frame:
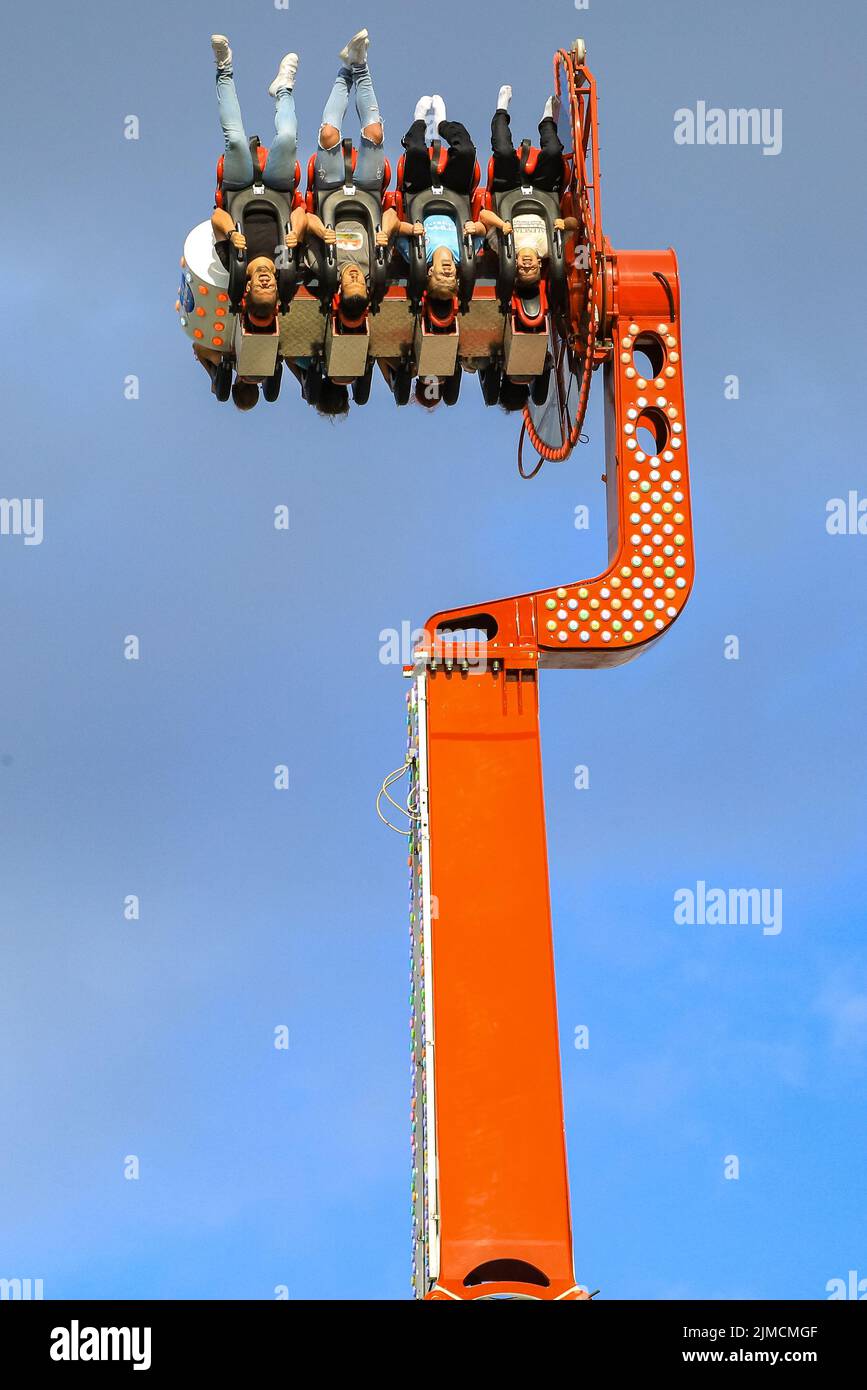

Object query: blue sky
[1,0,865,1299]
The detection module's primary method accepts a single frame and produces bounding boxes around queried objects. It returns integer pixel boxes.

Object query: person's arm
[479,208,512,236]
[305,212,336,245]
[380,207,399,244]
[381,207,401,239]
[397,216,425,239]
[212,208,234,241]
[377,359,398,386]
[464,219,485,237]
[286,205,307,248]
[192,343,220,388]
[212,207,246,253]
[193,343,222,368]
[381,208,424,243]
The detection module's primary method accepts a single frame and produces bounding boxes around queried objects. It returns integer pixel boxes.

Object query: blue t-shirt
[398,212,482,266]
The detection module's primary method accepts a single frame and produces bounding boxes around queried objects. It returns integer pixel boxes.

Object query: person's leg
[533,115,565,192]
[401,118,433,194]
[438,120,477,194]
[263,88,298,191]
[352,59,382,138]
[491,109,520,191]
[216,67,254,189]
[320,66,351,143]
[316,66,352,187]
[263,53,299,191]
[352,58,385,188]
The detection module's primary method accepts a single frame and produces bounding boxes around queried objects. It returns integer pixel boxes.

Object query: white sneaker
[339,29,369,66]
[414,94,433,122]
[497,84,513,112]
[543,94,561,123]
[211,35,232,69]
[269,52,299,96]
[430,94,447,130]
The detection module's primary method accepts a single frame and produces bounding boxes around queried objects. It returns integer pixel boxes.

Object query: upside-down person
[209,35,306,332]
[388,96,484,309]
[479,85,580,292]
[280,358,350,419]
[299,29,389,329]
[192,344,260,411]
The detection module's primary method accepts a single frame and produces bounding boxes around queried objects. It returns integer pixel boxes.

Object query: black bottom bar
[2,1298,864,1374]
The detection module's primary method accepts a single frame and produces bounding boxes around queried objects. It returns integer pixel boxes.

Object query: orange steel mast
[404,42,695,1300]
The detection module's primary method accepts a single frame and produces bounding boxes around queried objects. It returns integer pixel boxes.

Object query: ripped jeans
[315,62,385,192]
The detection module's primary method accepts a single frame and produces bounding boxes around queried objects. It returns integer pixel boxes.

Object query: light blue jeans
[315,62,385,191]
[217,68,297,191]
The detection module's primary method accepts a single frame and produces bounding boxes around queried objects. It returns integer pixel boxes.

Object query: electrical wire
[376,760,421,834]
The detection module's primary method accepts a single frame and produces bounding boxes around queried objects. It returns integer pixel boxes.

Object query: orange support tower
[404,43,695,1300]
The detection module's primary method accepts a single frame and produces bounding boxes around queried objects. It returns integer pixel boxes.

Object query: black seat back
[403,191,477,314]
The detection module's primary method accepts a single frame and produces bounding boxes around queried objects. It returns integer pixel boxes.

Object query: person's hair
[232,380,260,411]
[244,290,278,330]
[427,264,457,299]
[314,378,350,418]
[498,377,530,413]
[414,377,441,410]
[339,290,368,321]
[515,262,543,291]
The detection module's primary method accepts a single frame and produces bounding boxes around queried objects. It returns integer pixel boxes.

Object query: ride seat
[214,137,303,314]
[484,143,570,313]
[215,139,302,209]
[394,144,482,222]
[395,141,482,313]
[305,144,392,211]
[304,140,392,315]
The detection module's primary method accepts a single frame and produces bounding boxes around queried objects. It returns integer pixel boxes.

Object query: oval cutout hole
[464,1259,550,1288]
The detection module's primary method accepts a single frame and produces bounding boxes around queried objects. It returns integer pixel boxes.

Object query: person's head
[498,377,530,413]
[244,257,278,325]
[232,380,260,411]
[515,247,543,288]
[414,376,442,410]
[428,246,458,300]
[338,264,369,324]
[314,378,350,419]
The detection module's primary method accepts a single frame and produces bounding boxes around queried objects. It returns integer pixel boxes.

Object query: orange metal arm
[428,250,693,668]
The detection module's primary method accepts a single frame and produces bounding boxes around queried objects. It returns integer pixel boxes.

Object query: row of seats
[188,134,577,412]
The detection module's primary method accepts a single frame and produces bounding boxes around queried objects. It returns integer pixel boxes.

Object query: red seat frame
[214,146,302,210]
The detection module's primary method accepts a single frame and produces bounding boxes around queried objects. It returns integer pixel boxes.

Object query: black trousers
[401,119,477,195]
[490,110,564,193]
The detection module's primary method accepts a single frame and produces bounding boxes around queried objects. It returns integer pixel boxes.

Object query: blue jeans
[315,62,385,191]
[216,68,297,191]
